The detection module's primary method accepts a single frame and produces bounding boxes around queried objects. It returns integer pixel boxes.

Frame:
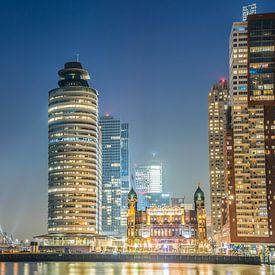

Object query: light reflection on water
[0,262,274,275]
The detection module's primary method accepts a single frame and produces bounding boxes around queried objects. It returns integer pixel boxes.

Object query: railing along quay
[0,253,261,265]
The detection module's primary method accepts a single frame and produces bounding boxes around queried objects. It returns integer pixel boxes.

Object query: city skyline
[0,1,275,240]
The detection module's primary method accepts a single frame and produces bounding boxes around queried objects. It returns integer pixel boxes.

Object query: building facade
[127,188,187,252]
[226,13,275,243]
[228,19,251,242]
[127,187,207,252]
[99,115,129,236]
[171,198,196,239]
[208,80,229,238]
[48,61,101,237]
[135,162,162,210]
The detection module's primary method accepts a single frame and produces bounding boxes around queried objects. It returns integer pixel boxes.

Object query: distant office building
[135,162,162,210]
[171,197,185,208]
[208,80,229,238]
[224,12,275,243]
[135,162,162,193]
[99,115,129,236]
[48,62,101,238]
[144,193,170,208]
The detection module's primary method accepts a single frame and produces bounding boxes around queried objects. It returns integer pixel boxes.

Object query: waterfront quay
[0,253,260,265]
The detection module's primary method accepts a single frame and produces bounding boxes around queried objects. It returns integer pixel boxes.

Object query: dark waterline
[0,262,274,275]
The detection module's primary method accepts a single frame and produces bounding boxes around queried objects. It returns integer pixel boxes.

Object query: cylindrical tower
[48,61,101,236]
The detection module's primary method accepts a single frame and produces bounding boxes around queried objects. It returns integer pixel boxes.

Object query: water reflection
[0,262,274,275]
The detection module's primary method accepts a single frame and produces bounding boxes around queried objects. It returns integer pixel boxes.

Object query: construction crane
[0,225,15,245]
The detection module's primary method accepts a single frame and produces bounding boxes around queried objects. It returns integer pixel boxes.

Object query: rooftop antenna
[76,53,80,62]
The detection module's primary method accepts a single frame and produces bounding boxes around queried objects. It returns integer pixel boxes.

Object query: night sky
[0,0,274,240]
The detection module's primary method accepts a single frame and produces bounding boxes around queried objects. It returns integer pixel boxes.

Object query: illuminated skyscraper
[208,80,229,239]
[135,162,162,210]
[228,20,250,243]
[99,115,129,236]
[48,62,101,237]
[225,12,275,243]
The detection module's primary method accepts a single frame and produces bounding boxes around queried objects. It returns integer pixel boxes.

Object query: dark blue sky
[0,0,274,239]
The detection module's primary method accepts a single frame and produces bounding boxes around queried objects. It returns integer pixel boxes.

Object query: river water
[0,262,274,274]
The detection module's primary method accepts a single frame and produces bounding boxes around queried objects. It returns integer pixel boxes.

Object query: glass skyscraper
[135,161,162,210]
[48,62,101,237]
[99,115,129,236]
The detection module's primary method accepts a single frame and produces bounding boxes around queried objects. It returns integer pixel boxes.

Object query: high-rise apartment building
[226,13,275,243]
[48,62,101,237]
[135,162,162,210]
[208,80,229,238]
[99,115,129,236]
[228,20,250,243]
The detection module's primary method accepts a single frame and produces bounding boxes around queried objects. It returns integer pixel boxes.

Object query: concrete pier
[0,253,261,265]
